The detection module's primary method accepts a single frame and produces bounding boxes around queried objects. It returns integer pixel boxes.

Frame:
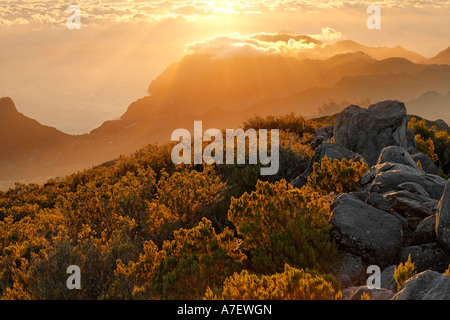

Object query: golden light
[203,1,241,15]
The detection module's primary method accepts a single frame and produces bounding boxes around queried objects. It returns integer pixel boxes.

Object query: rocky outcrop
[384,190,438,229]
[396,182,430,198]
[361,162,446,200]
[330,193,403,267]
[333,100,411,166]
[436,181,450,250]
[393,270,450,300]
[301,100,450,298]
[410,151,439,175]
[377,146,420,170]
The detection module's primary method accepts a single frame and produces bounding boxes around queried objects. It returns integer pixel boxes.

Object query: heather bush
[394,254,417,290]
[120,218,246,300]
[306,155,369,195]
[205,264,341,300]
[228,179,338,275]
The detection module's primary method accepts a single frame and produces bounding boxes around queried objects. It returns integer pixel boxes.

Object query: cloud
[310,27,342,42]
[0,0,449,29]
[185,33,280,58]
[184,32,333,59]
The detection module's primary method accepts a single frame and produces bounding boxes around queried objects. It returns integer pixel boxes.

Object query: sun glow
[203,1,241,14]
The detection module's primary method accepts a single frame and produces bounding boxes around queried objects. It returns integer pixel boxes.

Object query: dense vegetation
[0,112,446,300]
[408,116,450,178]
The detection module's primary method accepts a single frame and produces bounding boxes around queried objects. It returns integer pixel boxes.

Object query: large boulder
[436,181,450,250]
[377,146,420,170]
[383,190,438,229]
[333,100,410,166]
[290,142,365,188]
[412,215,437,245]
[410,151,439,175]
[330,193,403,267]
[361,162,447,200]
[393,270,450,300]
[396,182,430,198]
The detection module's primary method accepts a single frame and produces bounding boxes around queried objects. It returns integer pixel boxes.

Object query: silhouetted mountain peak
[425,46,450,65]
[0,97,18,117]
[435,46,450,57]
[333,40,362,49]
[325,51,374,63]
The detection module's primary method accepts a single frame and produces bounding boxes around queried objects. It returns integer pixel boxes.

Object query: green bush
[130,218,246,300]
[306,155,369,195]
[228,179,338,275]
[409,116,450,175]
[394,254,417,290]
[205,264,341,300]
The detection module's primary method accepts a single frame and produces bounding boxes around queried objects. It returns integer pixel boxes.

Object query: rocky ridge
[291,100,450,300]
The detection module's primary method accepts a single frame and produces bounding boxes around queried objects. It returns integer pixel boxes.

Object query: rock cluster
[291,100,450,300]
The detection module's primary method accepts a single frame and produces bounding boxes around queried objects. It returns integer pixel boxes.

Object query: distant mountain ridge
[407,91,450,123]
[324,40,428,63]
[424,46,450,65]
[0,97,71,162]
[1,40,450,190]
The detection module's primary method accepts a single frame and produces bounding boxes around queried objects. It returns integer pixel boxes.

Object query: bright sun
[204,1,241,14]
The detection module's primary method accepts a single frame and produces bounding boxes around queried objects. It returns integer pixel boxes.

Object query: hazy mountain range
[1,39,450,190]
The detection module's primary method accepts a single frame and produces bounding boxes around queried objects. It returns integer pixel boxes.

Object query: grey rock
[361,162,446,200]
[383,190,438,219]
[366,192,391,212]
[412,215,436,245]
[341,285,394,300]
[398,242,450,273]
[331,193,403,267]
[436,181,450,251]
[393,270,450,300]
[334,100,409,166]
[406,146,418,154]
[406,129,417,150]
[311,124,334,148]
[391,211,409,231]
[381,265,397,292]
[334,252,366,288]
[347,190,369,202]
[377,146,420,170]
[397,182,430,198]
[410,152,439,175]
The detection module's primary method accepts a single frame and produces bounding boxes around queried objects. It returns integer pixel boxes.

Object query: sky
[0,0,449,134]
